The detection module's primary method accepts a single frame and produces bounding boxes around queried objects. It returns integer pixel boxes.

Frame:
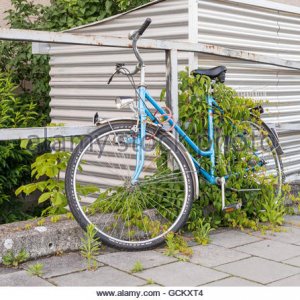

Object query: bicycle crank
[220,177,243,213]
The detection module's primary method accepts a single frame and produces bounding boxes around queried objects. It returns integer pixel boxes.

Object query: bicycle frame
[131,85,221,185]
[117,21,271,190]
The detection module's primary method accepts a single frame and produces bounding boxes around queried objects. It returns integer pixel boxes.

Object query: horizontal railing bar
[0,126,96,141]
[2,122,300,141]
[0,28,300,70]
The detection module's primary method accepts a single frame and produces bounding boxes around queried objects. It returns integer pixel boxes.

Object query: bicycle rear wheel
[65,120,196,250]
[223,118,283,202]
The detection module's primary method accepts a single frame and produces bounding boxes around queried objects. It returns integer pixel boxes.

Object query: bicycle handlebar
[110,18,152,80]
[138,18,152,36]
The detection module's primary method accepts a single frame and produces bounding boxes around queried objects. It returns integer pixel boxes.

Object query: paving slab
[190,244,250,267]
[284,215,300,227]
[268,274,300,286]
[0,270,53,286]
[234,240,300,262]
[136,261,228,286]
[96,250,176,273]
[211,230,261,248]
[283,256,300,267]
[250,226,300,245]
[22,252,92,278]
[49,266,146,286]
[205,276,262,286]
[216,257,299,284]
[0,266,20,275]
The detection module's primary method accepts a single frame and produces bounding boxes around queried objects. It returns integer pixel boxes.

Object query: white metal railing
[0,28,300,140]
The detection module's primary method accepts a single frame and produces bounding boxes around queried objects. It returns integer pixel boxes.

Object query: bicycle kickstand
[221,177,242,213]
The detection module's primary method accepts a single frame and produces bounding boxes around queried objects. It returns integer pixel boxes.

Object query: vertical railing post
[166,49,179,123]
[188,0,199,70]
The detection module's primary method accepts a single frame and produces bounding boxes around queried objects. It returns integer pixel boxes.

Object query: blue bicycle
[65,19,284,250]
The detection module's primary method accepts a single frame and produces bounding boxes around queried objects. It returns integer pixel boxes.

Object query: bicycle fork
[131,86,147,185]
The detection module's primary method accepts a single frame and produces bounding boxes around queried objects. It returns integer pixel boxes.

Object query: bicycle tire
[65,119,196,250]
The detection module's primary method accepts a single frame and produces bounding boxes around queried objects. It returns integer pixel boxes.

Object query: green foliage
[80,224,101,270]
[146,278,155,285]
[2,248,29,267]
[41,0,117,31]
[131,261,144,273]
[192,218,214,245]
[27,263,44,276]
[116,0,150,11]
[174,69,286,230]
[0,72,45,224]
[1,1,51,123]
[224,210,259,231]
[287,183,300,213]
[24,223,33,230]
[16,151,70,215]
[50,215,61,223]
[164,232,193,260]
[16,144,98,215]
[259,198,285,227]
[36,218,46,226]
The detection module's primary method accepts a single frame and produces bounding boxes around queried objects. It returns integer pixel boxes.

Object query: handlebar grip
[138,18,152,36]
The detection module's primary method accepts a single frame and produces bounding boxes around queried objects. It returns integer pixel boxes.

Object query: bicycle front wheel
[65,120,196,250]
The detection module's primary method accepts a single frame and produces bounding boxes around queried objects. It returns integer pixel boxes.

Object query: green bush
[0,72,45,223]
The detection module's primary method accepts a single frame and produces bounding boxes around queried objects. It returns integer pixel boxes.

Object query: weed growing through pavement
[193,218,214,245]
[2,249,29,267]
[131,261,144,273]
[80,224,101,270]
[164,232,193,261]
[27,263,44,276]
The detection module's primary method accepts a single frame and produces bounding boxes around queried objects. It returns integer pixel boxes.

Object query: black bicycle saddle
[191,66,227,83]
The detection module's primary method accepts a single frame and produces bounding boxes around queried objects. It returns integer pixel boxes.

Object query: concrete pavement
[0,215,299,287]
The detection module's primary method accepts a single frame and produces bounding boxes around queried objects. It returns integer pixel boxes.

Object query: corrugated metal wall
[49,0,189,125]
[197,0,300,180]
[47,0,300,181]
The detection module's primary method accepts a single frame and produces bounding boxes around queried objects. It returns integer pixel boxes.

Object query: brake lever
[107,71,117,85]
[107,64,125,85]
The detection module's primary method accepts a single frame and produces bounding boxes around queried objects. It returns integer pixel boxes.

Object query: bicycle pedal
[222,202,242,213]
